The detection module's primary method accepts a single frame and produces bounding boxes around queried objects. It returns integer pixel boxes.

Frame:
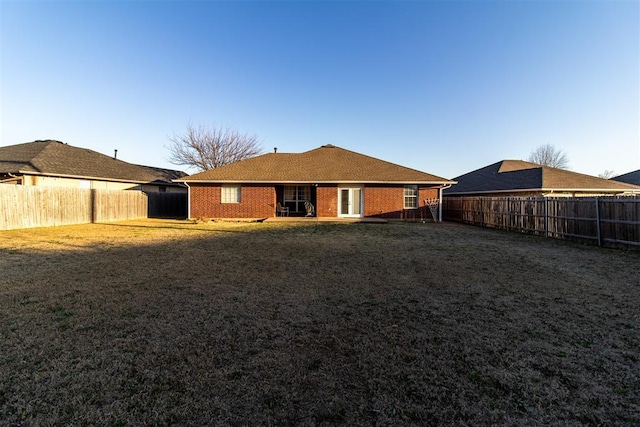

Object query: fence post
[91,189,96,223]
[544,197,548,238]
[595,197,601,247]
[506,197,510,231]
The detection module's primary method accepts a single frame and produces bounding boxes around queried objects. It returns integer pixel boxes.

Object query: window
[284,186,296,201]
[283,185,310,212]
[404,185,418,209]
[221,185,241,203]
[284,185,309,202]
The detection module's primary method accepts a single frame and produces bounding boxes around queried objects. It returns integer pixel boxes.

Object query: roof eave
[16,170,174,186]
[445,188,542,195]
[445,187,640,196]
[542,188,640,193]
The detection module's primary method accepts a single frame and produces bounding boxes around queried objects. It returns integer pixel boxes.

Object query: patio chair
[276,202,289,217]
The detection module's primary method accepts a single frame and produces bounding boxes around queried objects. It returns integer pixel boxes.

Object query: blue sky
[1,0,638,179]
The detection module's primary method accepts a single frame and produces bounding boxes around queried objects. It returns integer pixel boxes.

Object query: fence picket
[0,186,187,230]
[443,196,640,250]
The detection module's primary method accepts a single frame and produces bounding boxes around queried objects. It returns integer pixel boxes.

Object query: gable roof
[0,140,186,185]
[177,144,454,184]
[611,169,640,186]
[445,160,640,195]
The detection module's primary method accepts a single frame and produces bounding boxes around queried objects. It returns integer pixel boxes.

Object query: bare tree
[167,124,262,171]
[528,144,569,169]
[598,170,614,179]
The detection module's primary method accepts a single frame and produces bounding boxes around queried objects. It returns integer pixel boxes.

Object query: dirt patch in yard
[0,219,638,425]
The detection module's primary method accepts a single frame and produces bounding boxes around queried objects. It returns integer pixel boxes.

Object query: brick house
[175,145,455,221]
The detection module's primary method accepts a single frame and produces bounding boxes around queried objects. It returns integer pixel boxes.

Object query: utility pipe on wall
[438,184,452,222]
[184,182,191,219]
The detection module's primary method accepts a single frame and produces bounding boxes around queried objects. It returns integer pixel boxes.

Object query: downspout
[438,184,453,222]
[184,182,191,219]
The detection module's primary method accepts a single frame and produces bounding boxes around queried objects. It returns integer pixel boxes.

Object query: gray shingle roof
[178,145,454,184]
[0,140,186,185]
[445,160,640,195]
[612,169,640,186]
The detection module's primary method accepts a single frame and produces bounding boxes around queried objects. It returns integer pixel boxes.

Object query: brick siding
[189,183,275,218]
[189,183,441,220]
[316,185,337,217]
[363,185,439,219]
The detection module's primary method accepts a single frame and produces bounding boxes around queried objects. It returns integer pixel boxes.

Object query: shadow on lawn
[99,220,252,233]
[97,218,362,234]
[1,221,639,426]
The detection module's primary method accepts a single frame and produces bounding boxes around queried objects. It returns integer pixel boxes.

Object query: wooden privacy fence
[0,186,186,230]
[147,192,187,218]
[443,196,640,249]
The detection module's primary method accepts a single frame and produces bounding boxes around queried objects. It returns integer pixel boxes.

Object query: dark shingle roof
[0,140,186,184]
[445,160,640,195]
[612,169,640,186]
[178,145,454,184]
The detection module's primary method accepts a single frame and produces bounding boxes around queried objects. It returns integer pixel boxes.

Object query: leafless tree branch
[598,170,614,179]
[528,144,569,169]
[167,124,263,171]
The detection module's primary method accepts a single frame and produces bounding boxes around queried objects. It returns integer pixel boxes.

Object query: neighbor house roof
[0,140,186,185]
[611,169,640,186]
[176,144,454,184]
[445,160,640,195]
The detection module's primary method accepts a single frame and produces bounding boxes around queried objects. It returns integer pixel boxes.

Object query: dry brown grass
[1,219,638,426]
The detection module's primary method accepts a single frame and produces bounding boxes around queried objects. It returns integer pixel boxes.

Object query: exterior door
[338,187,362,217]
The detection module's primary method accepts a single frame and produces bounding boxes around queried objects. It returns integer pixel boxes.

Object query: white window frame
[338,185,363,218]
[221,185,241,203]
[404,185,418,209]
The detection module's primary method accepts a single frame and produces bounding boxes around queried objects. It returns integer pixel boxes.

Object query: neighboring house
[444,160,640,197]
[611,170,640,186]
[175,144,455,220]
[0,140,187,193]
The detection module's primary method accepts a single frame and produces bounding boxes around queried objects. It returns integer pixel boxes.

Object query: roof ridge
[179,144,453,183]
[498,159,541,173]
[540,165,640,189]
[308,144,434,175]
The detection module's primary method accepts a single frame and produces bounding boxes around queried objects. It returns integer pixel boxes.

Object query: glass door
[338,187,363,217]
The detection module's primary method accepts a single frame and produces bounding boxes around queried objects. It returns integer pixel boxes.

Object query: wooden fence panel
[0,186,93,229]
[93,189,148,223]
[0,186,148,230]
[443,196,640,249]
[147,192,187,218]
[599,197,640,248]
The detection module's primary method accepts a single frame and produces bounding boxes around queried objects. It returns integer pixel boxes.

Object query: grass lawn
[0,219,638,425]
